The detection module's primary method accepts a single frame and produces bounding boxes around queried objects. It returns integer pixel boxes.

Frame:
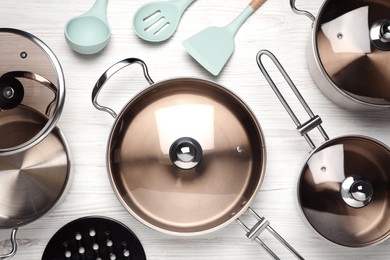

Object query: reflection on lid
[307,144,345,185]
[155,104,215,154]
[321,6,371,54]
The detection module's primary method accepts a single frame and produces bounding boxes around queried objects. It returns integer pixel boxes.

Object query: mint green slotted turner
[183,0,266,76]
[133,0,195,42]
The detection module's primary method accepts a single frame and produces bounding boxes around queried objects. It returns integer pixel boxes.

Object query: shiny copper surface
[299,136,390,247]
[315,0,390,105]
[107,79,265,234]
[0,108,70,228]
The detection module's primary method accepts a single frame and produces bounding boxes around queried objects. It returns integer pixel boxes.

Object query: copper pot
[0,29,71,259]
[290,0,390,111]
[257,50,390,247]
[92,58,303,259]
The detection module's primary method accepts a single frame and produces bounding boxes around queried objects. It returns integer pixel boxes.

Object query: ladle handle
[0,228,18,260]
[237,208,304,259]
[256,50,329,149]
[92,58,154,118]
[289,0,315,22]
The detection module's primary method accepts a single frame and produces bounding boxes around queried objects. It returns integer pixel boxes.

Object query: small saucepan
[0,28,71,259]
[290,0,390,111]
[92,58,303,259]
[257,49,390,247]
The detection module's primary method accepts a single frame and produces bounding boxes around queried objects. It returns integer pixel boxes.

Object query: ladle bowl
[64,0,110,55]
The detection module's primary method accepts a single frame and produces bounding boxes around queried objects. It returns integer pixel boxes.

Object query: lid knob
[350,179,373,203]
[370,19,390,51]
[0,77,24,110]
[169,137,202,170]
[380,20,390,42]
[341,175,373,208]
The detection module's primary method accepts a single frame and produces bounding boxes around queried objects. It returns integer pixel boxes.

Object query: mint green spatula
[182,0,266,76]
[133,0,195,42]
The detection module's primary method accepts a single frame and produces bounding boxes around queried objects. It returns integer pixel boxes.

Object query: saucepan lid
[299,136,390,247]
[0,28,65,155]
[314,0,390,106]
[106,78,265,235]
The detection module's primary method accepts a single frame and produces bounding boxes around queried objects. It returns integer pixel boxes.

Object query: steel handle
[289,0,315,22]
[91,58,154,118]
[256,50,329,149]
[237,208,304,259]
[0,228,18,260]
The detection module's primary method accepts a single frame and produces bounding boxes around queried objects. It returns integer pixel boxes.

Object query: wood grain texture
[0,0,390,259]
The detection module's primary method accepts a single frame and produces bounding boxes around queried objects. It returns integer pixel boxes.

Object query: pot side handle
[91,58,154,118]
[0,228,18,260]
[237,208,304,259]
[290,0,315,22]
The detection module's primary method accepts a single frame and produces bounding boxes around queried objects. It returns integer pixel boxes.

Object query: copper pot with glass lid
[290,0,390,111]
[92,58,304,259]
[257,50,390,247]
[0,28,71,259]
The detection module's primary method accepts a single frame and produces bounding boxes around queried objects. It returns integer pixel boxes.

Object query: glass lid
[0,28,65,155]
[299,136,390,247]
[315,0,390,105]
[107,78,266,234]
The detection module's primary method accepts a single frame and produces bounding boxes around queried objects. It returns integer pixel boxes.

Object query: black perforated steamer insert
[42,216,146,260]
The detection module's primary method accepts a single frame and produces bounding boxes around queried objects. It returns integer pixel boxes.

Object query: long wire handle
[256,50,329,149]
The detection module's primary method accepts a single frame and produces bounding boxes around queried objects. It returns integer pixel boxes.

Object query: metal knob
[169,137,202,170]
[370,19,390,51]
[380,20,390,42]
[341,175,373,208]
[0,77,24,110]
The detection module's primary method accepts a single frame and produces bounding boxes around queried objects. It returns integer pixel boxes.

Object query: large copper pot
[92,58,303,259]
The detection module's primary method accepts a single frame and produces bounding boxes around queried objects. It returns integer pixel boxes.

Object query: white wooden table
[1,0,390,259]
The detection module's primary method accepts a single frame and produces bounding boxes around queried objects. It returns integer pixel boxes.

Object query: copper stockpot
[0,28,71,259]
[257,50,390,248]
[290,0,390,111]
[92,58,303,259]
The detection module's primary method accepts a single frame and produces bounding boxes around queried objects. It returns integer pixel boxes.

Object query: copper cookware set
[0,0,389,259]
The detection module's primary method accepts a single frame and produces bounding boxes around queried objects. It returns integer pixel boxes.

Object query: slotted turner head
[42,216,146,260]
[133,0,192,42]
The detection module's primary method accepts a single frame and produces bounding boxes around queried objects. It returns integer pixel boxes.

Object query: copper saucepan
[0,28,71,259]
[92,58,303,259]
[257,50,390,248]
[290,0,390,111]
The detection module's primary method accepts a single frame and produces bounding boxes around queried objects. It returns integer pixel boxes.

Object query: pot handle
[92,58,154,118]
[256,50,329,149]
[0,228,18,260]
[290,0,315,22]
[237,208,304,259]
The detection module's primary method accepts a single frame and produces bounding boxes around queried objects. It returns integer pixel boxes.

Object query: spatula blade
[182,26,235,76]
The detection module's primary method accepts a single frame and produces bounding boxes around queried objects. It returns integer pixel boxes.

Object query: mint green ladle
[65,0,111,54]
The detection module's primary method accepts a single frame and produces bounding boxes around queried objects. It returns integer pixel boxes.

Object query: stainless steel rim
[0,28,66,155]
